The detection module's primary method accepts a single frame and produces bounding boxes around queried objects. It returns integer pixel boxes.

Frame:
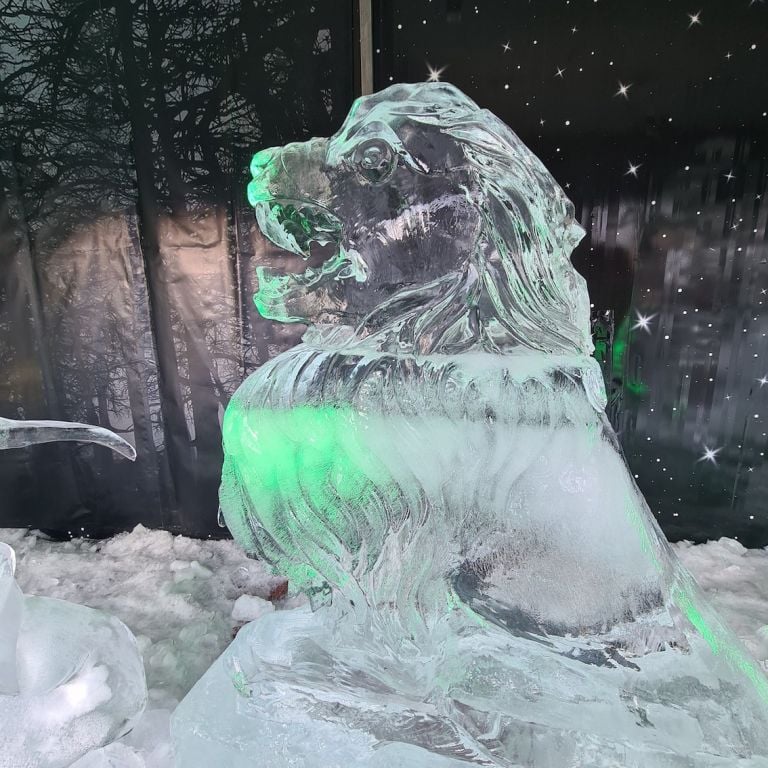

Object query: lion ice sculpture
[173,83,768,766]
[0,418,146,767]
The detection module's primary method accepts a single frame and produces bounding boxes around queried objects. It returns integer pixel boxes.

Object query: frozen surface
[176,82,768,766]
[0,527,766,766]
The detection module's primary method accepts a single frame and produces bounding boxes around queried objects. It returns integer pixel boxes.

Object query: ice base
[172,608,472,768]
[173,604,768,768]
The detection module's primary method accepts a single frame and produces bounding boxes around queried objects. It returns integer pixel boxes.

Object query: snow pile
[1,525,767,766]
[675,537,768,665]
[1,525,290,768]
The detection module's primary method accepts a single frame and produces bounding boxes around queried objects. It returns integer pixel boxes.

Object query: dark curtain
[0,0,355,537]
[372,0,768,545]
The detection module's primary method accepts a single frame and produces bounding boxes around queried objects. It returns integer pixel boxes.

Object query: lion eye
[353,139,396,184]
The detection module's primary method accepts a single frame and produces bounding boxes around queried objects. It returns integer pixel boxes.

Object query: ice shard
[173,83,768,767]
[0,417,136,460]
[0,418,145,767]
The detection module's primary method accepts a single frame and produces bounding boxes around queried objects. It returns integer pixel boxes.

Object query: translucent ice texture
[0,417,136,459]
[0,543,147,768]
[174,83,768,766]
[0,543,22,695]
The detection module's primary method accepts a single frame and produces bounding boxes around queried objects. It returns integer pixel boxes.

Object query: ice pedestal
[172,607,472,768]
[174,595,768,767]
[173,82,768,766]
[176,624,767,768]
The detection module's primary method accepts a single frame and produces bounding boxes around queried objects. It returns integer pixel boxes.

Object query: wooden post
[356,0,374,96]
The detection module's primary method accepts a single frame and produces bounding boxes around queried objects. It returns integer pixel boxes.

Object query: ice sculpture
[0,416,136,459]
[0,417,145,767]
[173,83,768,766]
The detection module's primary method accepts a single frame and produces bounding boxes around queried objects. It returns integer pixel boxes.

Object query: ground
[2,526,768,767]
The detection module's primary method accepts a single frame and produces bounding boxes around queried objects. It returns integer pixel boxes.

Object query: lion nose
[250,147,276,178]
[248,148,279,205]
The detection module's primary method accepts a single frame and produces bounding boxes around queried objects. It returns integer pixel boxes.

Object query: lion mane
[327,82,593,359]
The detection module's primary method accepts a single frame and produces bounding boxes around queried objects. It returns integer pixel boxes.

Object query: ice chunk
[230,594,274,623]
[0,541,16,576]
[0,544,22,695]
[0,580,147,767]
[174,83,768,766]
[0,416,136,459]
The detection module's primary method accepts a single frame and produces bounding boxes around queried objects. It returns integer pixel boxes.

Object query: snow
[1,525,291,768]
[231,593,275,623]
[1,525,767,766]
[675,537,768,664]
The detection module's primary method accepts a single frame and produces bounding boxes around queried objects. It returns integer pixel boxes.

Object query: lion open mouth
[252,197,367,322]
[254,198,342,268]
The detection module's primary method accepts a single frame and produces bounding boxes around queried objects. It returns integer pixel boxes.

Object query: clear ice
[0,418,145,768]
[0,417,136,460]
[172,83,768,767]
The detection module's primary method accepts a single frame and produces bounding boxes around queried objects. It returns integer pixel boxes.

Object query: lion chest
[220,344,661,631]
[223,345,569,506]
[221,344,599,543]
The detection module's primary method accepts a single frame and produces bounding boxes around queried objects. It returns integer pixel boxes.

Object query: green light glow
[672,580,768,704]
[252,267,296,322]
[221,401,400,593]
[674,587,719,654]
[247,149,277,205]
[613,316,649,398]
[611,316,628,377]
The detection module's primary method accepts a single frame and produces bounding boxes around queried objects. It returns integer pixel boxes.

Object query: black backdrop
[1,0,767,545]
[375,0,768,546]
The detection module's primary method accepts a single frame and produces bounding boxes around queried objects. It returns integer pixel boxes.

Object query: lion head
[248,82,592,357]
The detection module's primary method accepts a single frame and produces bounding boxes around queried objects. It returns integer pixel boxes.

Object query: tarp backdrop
[1,0,768,545]
[0,0,355,536]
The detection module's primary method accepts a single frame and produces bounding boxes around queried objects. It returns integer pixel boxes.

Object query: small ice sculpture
[173,84,768,767]
[0,418,145,768]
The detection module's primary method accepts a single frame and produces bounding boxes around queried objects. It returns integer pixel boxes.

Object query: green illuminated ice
[173,83,768,767]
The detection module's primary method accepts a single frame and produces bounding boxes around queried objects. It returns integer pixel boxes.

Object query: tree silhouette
[0,0,355,534]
